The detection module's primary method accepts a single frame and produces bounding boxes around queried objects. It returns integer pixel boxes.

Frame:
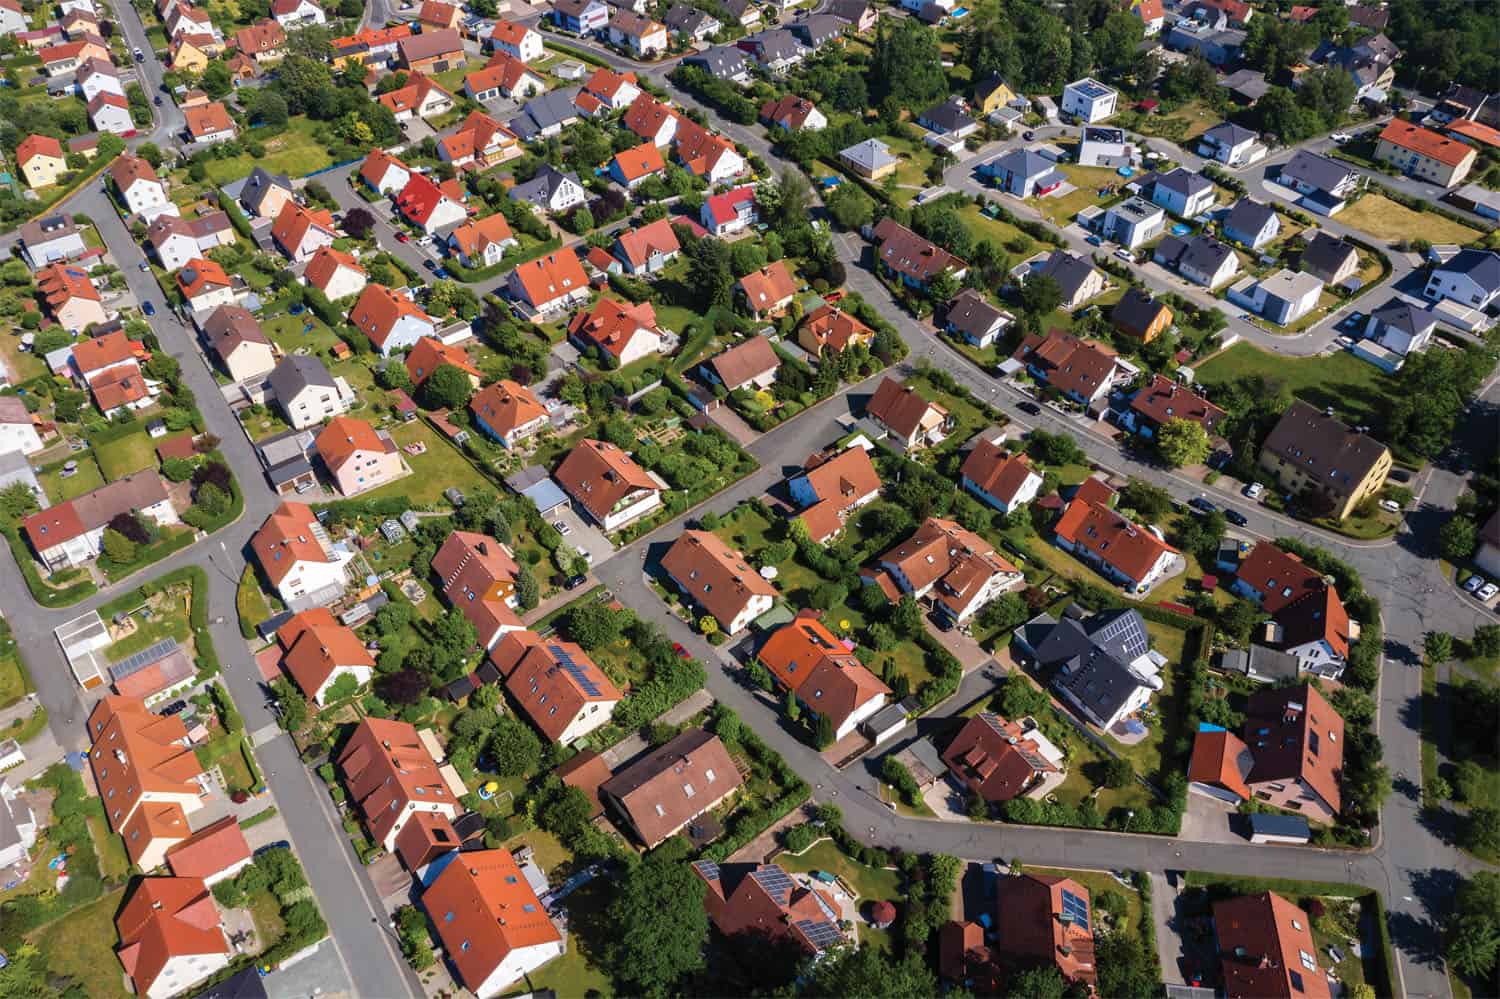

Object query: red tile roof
[1243,683,1344,815]
[165,816,252,881]
[303,246,366,294]
[337,717,453,847]
[234,17,286,53]
[1379,118,1476,167]
[1053,493,1178,585]
[490,629,623,742]
[278,606,375,699]
[351,283,434,349]
[865,376,947,441]
[470,379,546,438]
[177,257,231,299]
[251,501,330,587]
[611,141,666,183]
[695,861,847,954]
[613,217,680,271]
[116,876,227,997]
[795,445,881,542]
[1186,728,1253,800]
[995,874,1096,985]
[1233,542,1325,614]
[359,148,411,189]
[271,200,335,256]
[623,93,681,142]
[183,101,235,139]
[395,170,460,226]
[706,334,780,390]
[1213,892,1332,999]
[316,415,393,473]
[379,72,453,116]
[1446,117,1500,149]
[405,336,480,386]
[16,134,64,166]
[71,328,132,374]
[942,712,1059,802]
[960,442,1038,508]
[421,849,562,992]
[877,517,1018,619]
[25,471,169,553]
[1129,374,1225,432]
[432,530,523,638]
[449,213,516,261]
[508,250,588,309]
[661,529,778,630]
[799,303,871,355]
[86,695,202,837]
[757,613,888,734]
[567,297,659,361]
[553,438,659,523]
[598,728,742,846]
[37,261,100,310]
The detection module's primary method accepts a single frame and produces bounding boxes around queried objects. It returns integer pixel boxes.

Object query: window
[461,941,471,952]
[445,911,454,922]
[654,803,665,816]
[683,783,695,798]
[705,768,716,783]
[1299,950,1315,971]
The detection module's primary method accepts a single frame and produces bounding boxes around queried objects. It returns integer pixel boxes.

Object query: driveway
[549,504,613,568]
[1178,792,1244,845]
[704,404,760,447]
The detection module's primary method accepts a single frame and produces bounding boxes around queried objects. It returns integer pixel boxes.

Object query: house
[961,441,1042,514]
[917,97,977,139]
[1474,511,1500,578]
[505,250,590,316]
[416,0,460,29]
[792,12,844,49]
[379,73,456,122]
[1298,231,1359,286]
[183,101,237,143]
[666,121,741,184]
[1238,684,1344,824]
[838,138,899,180]
[76,58,124,103]
[1031,606,1165,730]
[169,34,217,73]
[1278,150,1359,214]
[487,18,543,61]
[736,261,798,319]
[399,28,464,73]
[447,214,517,270]
[440,111,521,168]
[693,860,847,954]
[1015,331,1133,407]
[251,501,354,608]
[1158,234,1239,288]
[115,877,230,998]
[554,438,662,531]
[201,305,275,383]
[1213,892,1332,999]
[664,4,719,40]
[994,874,1097,987]
[758,612,889,741]
[422,849,563,998]
[20,214,87,269]
[739,28,806,73]
[330,22,413,66]
[1430,82,1500,128]
[405,337,480,388]
[316,416,406,496]
[1444,117,1500,151]
[145,213,236,271]
[979,148,1064,198]
[798,304,873,359]
[704,335,780,392]
[338,717,458,852]
[16,134,67,188]
[87,91,134,135]
[1229,541,1355,677]
[395,172,468,234]
[576,66,640,114]
[552,0,609,33]
[36,261,105,332]
[0,396,44,457]
[568,297,663,367]
[1312,32,1399,101]
[433,530,524,647]
[303,246,367,301]
[1187,726,1255,803]
[1110,287,1173,344]
[865,377,950,450]
[1259,401,1391,520]
[1077,125,1133,168]
[1165,19,1244,65]
[872,218,968,290]
[943,713,1062,802]
[509,165,587,215]
[1147,167,1217,218]
[1230,269,1323,326]
[722,0,759,27]
[465,54,547,101]
[86,695,206,869]
[110,155,173,219]
[271,0,324,25]
[1100,196,1165,250]
[1034,250,1106,310]
[359,148,413,196]
[1364,298,1435,356]
[701,186,757,237]
[490,630,623,743]
[268,354,355,430]
[278,608,375,704]
[38,41,92,76]
[1061,77,1117,122]
[1053,480,1184,593]
[682,45,751,83]
[1124,374,1224,439]
[1127,0,1163,33]
[1197,121,1263,167]
[163,816,252,888]
[599,727,742,846]
[623,94,681,147]
[971,75,1019,117]
[176,258,236,313]
[1223,198,1280,249]
[608,10,667,56]
[1423,248,1500,311]
[352,284,437,356]
[873,517,1022,624]
[0,0,25,32]
[661,530,778,634]
[233,18,286,64]
[789,444,881,543]
[943,289,1012,348]
[470,379,548,447]
[270,201,337,263]
[608,141,666,188]
[760,94,827,133]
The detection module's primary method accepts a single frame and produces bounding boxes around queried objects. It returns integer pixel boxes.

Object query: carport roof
[521,477,569,514]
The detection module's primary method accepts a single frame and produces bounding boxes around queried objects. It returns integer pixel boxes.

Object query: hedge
[100,566,221,674]
[2,526,97,607]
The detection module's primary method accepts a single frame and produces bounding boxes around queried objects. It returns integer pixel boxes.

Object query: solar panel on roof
[108,638,181,681]
[795,919,843,950]
[693,860,721,881]
[1060,888,1090,929]
[548,643,603,698]
[751,866,794,904]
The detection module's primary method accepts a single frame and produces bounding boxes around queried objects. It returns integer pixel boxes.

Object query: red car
[394,231,410,243]
[672,642,691,659]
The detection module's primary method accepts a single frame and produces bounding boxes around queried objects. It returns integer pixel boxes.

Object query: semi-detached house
[758,612,890,741]
[25,471,178,571]
[432,529,524,649]
[338,717,458,852]
[599,727,743,847]
[871,517,1023,625]
[250,500,355,610]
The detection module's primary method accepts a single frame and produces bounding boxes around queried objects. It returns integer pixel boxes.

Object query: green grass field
[361,419,495,508]
[93,431,157,481]
[1336,193,1480,245]
[1194,341,1400,432]
[0,652,28,708]
[202,120,335,184]
[31,889,130,999]
[1027,866,1144,936]
[38,453,105,503]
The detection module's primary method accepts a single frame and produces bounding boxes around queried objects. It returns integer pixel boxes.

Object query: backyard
[361,419,496,508]
[777,837,903,950]
[1334,193,1481,245]
[200,119,337,185]
[1027,865,1144,937]
[30,889,130,999]
[1194,341,1400,432]
[37,452,105,503]
[93,429,158,481]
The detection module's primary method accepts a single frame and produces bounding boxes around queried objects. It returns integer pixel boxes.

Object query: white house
[1147,168,1217,218]
[0,397,44,457]
[251,501,356,610]
[20,214,87,269]
[0,780,37,869]
[271,0,325,25]
[1061,77,1118,123]
[1197,121,1265,167]
[76,59,125,103]
[1423,248,1500,311]
[24,472,180,570]
[1100,196,1165,250]
[110,156,175,220]
[489,19,544,62]
[1227,269,1322,326]
[1077,125,1133,167]
[1364,298,1436,356]
[961,441,1043,514]
[88,93,135,135]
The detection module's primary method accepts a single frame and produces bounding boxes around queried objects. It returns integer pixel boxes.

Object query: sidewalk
[524,578,599,627]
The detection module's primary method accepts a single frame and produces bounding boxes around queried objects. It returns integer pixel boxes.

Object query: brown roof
[872,217,966,284]
[112,645,195,701]
[556,749,612,816]
[1261,401,1389,499]
[90,366,150,413]
[201,304,269,360]
[760,93,820,130]
[942,712,1059,802]
[1274,586,1352,661]
[1213,893,1332,999]
[421,849,562,992]
[1129,374,1225,433]
[165,816,251,881]
[489,630,623,742]
[960,441,1037,507]
[1053,493,1179,585]
[995,874,1097,986]
[613,217,680,269]
[399,27,463,63]
[735,261,797,313]
[877,517,1018,620]
[278,607,375,699]
[37,261,100,309]
[865,376,947,441]
[599,727,742,846]
[25,470,169,553]
[251,501,331,586]
[756,613,888,734]
[661,529,778,630]
[706,335,780,391]
[694,860,846,954]
[394,810,461,871]
[1234,542,1325,614]
[1013,330,1120,401]
[568,297,659,360]
[432,530,522,638]
[470,379,546,438]
[795,445,881,542]
[623,93,682,142]
[86,695,202,835]
[109,154,162,193]
[405,336,479,386]
[554,438,659,523]
[799,304,872,355]
[116,876,227,997]
[338,717,453,846]
[183,101,235,138]
[1242,684,1343,815]
[1186,728,1253,800]
[234,17,286,53]
[316,415,393,473]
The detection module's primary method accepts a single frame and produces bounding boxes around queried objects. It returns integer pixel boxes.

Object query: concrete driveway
[549,504,613,568]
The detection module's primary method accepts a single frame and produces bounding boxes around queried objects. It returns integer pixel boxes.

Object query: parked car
[137,261,149,272]
[153,95,162,106]
[160,700,188,715]
[1330,131,1351,143]
[1017,400,1041,416]
[422,259,437,272]
[142,301,156,316]
[553,520,571,536]
[1243,482,1264,500]
[394,231,410,243]
[1114,249,1134,262]
[563,574,587,590]
[1463,575,1484,593]
[133,47,145,61]
[672,642,691,659]
[1379,498,1402,513]
[1085,235,1102,247]
[1480,582,1499,602]
[444,487,465,506]
[1188,497,1217,515]
[1023,130,1035,141]
[1224,509,1248,526]
[255,841,292,856]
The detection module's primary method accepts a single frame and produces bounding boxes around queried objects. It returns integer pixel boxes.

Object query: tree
[699,614,719,636]
[1464,807,1500,857]
[871,19,947,106]
[270,676,308,730]
[892,594,924,637]
[1447,920,1500,979]
[685,237,734,310]
[137,142,163,167]
[1471,624,1500,660]
[195,482,229,518]
[376,361,411,391]
[978,593,1029,634]
[995,673,1048,719]
[344,207,375,239]
[1103,757,1134,789]
[566,603,624,649]
[1424,631,1454,664]
[1117,479,1173,522]
[1006,965,1068,999]
[325,672,361,702]
[102,528,136,564]
[1156,418,1211,468]
[810,947,939,999]
[0,481,39,521]
[1441,516,1478,560]
[422,364,474,410]
[487,717,542,776]
[826,182,875,231]
[785,685,801,721]
[515,564,539,611]
[606,852,709,993]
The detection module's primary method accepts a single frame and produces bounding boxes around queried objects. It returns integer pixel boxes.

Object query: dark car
[1188,497,1217,515]
[255,841,292,856]
[434,266,450,279]
[564,574,588,590]
[161,700,188,715]
[1224,509,1248,526]
[1023,130,1035,140]
[1017,400,1042,416]
[142,301,156,316]
[153,95,162,106]
[422,259,437,271]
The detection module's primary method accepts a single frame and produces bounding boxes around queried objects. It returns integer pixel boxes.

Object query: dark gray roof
[1439,249,1500,294]
[746,28,804,63]
[1299,231,1356,278]
[1039,609,1153,722]
[1111,287,1170,335]
[268,353,336,399]
[1180,235,1235,274]
[792,13,844,46]
[1036,250,1098,301]
[1224,198,1277,239]
[1280,150,1354,195]
[509,164,583,208]
[1154,235,1188,265]
[1216,644,1299,682]
[826,0,871,23]
[918,97,975,134]
[241,166,293,215]
[1246,812,1310,838]
[1261,400,1389,494]
[1202,121,1258,147]
[1370,297,1433,337]
[1154,167,1213,198]
[985,147,1056,180]
[684,44,749,78]
[1219,69,1269,101]
[664,4,716,32]
[508,87,581,140]
[945,288,1009,339]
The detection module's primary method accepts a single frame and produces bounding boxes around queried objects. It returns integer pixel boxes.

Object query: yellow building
[16,134,67,188]
[169,36,212,73]
[1258,401,1391,520]
[1374,118,1477,189]
[974,76,1019,115]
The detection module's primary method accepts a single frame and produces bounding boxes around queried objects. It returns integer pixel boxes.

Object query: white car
[1378,499,1401,513]
[1114,249,1134,262]
[553,521,571,537]
[1464,575,1484,593]
[1480,582,1500,602]
[1244,482,1264,500]
[1331,132,1351,143]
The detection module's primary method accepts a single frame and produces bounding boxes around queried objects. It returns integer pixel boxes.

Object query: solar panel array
[108,639,180,681]
[692,860,720,881]
[548,643,603,698]
[795,919,843,951]
[1060,888,1090,929]
[1091,610,1149,661]
[751,866,794,905]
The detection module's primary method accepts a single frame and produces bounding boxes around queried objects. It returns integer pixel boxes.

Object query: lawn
[360,419,495,508]
[1107,621,1189,776]
[1027,866,1143,937]
[201,119,335,184]
[1194,341,1400,433]
[37,453,105,503]
[88,814,130,881]
[248,889,286,950]
[105,609,191,660]
[0,650,28,708]
[513,872,613,999]
[30,888,130,999]
[263,310,341,356]
[1116,99,1218,143]
[1335,193,1481,245]
[959,203,1036,257]
[93,430,157,481]
[0,332,48,384]
[777,838,902,904]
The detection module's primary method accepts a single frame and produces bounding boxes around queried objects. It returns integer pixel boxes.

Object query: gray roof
[1224,198,1277,238]
[268,353,336,400]
[240,166,293,215]
[918,97,975,134]
[664,4,716,32]
[1216,644,1299,682]
[1111,286,1170,335]
[509,164,583,208]
[1180,235,1235,275]
[792,13,844,46]
[1155,167,1213,198]
[1299,231,1357,278]
[1246,812,1310,838]
[945,288,1009,339]
[1370,297,1434,337]
[1036,250,1098,301]
[1153,235,1189,265]
[1438,249,1500,293]
[746,28,804,63]
[1202,121,1257,147]
[684,44,749,79]
[1280,150,1354,195]
[508,87,581,140]
[1042,609,1154,723]
[20,212,79,247]
[841,138,898,172]
[0,782,34,857]
[827,0,871,23]
[1219,69,1269,101]
[985,147,1056,181]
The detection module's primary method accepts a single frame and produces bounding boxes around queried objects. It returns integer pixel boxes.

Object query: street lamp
[1124,809,1134,833]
